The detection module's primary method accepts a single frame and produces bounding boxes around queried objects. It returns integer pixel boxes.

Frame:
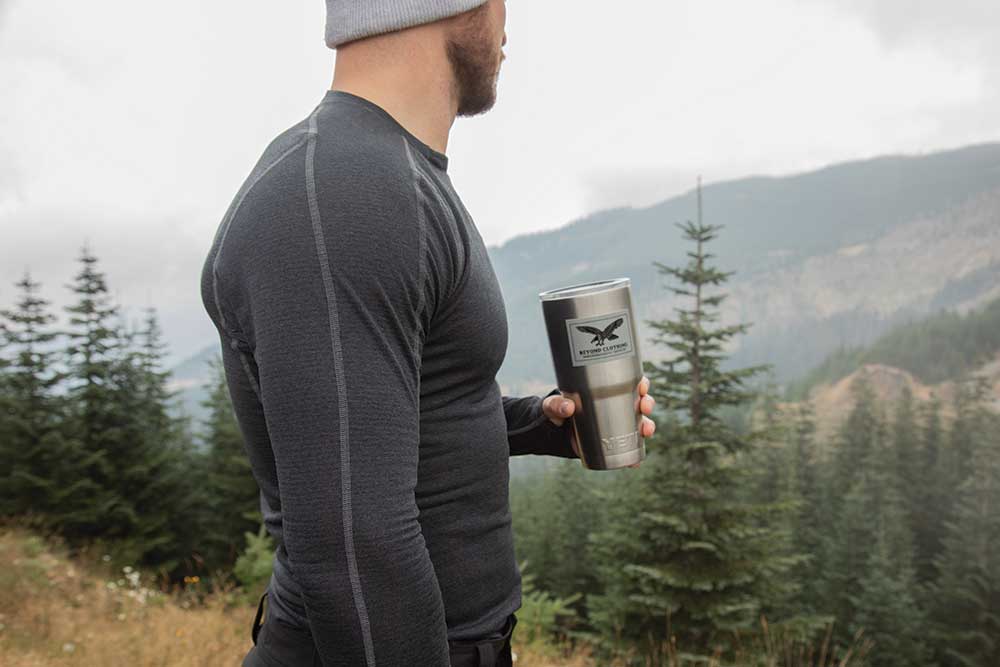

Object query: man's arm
[230,141,450,665]
[503,388,579,458]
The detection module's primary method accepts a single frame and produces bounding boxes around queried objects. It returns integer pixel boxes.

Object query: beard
[445,8,503,117]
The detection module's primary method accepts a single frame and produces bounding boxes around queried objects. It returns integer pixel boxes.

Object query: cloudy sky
[2,0,998,368]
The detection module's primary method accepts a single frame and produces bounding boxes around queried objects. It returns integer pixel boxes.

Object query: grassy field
[0,526,594,666]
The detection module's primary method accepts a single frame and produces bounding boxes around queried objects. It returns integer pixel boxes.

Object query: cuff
[512,388,578,459]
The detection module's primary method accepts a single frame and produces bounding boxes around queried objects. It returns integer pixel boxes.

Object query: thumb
[544,395,575,420]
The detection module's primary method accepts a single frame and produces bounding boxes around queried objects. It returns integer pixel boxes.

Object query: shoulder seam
[402,138,431,365]
[304,106,378,667]
[211,129,311,343]
[406,156,471,320]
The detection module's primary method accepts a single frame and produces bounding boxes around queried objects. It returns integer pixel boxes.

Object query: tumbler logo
[565,310,635,367]
[575,317,623,346]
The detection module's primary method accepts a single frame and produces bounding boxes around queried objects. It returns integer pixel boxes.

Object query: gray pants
[241,591,516,666]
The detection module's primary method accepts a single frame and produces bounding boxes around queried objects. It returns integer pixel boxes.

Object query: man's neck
[329,27,459,155]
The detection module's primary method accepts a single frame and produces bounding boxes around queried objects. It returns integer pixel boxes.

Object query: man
[199,1,656,665]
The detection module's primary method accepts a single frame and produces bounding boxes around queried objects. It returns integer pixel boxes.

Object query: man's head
[326,0,507,116]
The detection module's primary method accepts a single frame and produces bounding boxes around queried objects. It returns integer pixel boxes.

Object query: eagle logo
[576,317,624,347]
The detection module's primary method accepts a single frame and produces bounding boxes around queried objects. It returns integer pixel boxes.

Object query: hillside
[787,292,1000,400]
[171,142,1000,437]
[0,527,597,666]
[789,354,1000,449]
[493,143,1000,394]
[0,527,250,666]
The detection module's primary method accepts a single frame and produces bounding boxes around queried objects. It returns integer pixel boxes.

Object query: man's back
[200,89,575,665]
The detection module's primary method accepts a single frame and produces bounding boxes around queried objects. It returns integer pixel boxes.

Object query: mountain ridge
[170,141,1000,436]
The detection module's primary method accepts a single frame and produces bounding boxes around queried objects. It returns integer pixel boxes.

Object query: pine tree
[62,243,132,538]
[542,461,604,615]
[748,377,792,507]
[892,384,919,505]
[510,473,561,595]
[787,399,826,615]
[199,355,261,570]
[850,531,932,667]
[0,306,12,487]
[744,379,806,624]
[0,271,101,534]
[823,375,931,662]
[820,375,885,634]
[586,183,800,663]
[946,376,992,504]
[929,379,1000,667]
[908,393,949,587]
[109,307,197,573]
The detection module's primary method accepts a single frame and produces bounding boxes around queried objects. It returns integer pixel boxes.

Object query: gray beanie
[326,0,490,49]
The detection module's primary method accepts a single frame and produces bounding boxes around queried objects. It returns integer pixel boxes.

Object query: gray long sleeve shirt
[199,89,578,666]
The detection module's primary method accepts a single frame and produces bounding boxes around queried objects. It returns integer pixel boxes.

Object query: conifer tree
[0,271,101,534]
[586,183,799,663]
[108,308,196,572]
[946,376,992,504]
[821,375,884,632]
[929,379,1000,667]
[62,244,134,539]
[748,378,792,506]
[912,395,946,585]
[510,473,560,593]
[542,461,604,614]
[787,399,826,615]
[199,355,261,569]
[850,531,932,667]
[823,376,930,660]
[892,384,919,504]
[0,306,12,484]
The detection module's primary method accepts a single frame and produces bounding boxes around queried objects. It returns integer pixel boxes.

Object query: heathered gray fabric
[325,0,489,48]
[199,89,577,666]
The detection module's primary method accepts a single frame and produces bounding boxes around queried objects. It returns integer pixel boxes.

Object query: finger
[640,394,655,415]
[638,375,650,396]
[641,416,655,437]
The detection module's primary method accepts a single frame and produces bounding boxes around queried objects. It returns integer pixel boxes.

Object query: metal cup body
[539,278,645,470]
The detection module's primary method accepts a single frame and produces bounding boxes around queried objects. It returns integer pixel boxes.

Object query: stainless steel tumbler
[538,277,646,470]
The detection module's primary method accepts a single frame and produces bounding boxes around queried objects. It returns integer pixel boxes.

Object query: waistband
[447,612,517,667]
[251,589,517,667]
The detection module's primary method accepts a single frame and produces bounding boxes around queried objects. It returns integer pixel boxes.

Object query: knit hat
[326,0,490,49]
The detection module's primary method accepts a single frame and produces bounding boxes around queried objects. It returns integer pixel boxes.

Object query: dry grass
[5,525,859,666]
[0,526,596,666]
[0,527,250,666]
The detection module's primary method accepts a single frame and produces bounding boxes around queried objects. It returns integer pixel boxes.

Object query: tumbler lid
[538,277,630,301]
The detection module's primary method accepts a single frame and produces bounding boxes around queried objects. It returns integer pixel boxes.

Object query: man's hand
[541,376,656,468]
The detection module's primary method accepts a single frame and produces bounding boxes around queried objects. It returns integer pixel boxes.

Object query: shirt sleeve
[232,141,450,665]
[503,387,580,458]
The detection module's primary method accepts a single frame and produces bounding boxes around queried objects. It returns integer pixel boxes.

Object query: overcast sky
[2,0,998,368]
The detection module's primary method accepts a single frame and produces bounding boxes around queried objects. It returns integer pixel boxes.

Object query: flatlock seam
[402,138,430,370]
[304,106,378,667]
